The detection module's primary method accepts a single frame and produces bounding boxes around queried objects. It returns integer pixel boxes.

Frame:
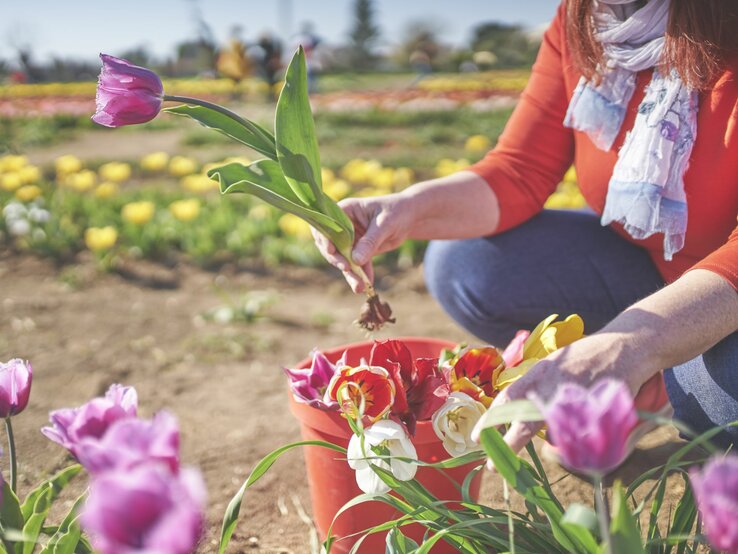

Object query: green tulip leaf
[20,465,82,522]
[208,160,354,251]
[218,440,345,554]
[610,482,646,554]
[39,492,87,554]
[164,104,277,161]
[1,481,24,552]
[274,47,323,207]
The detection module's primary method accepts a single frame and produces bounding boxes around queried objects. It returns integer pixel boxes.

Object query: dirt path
[0,254,687,553]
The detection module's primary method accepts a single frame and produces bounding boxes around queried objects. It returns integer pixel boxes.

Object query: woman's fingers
[503,420,544,454]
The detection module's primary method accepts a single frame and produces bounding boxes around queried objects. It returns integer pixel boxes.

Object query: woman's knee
[423,239,523,344]
[665,332,738,449]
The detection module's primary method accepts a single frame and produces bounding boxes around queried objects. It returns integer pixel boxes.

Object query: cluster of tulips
[285,315,587,493]
[0,358,206,554]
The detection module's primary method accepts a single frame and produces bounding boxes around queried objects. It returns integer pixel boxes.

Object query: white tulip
[347,419,417,494]
[432,392,486,457]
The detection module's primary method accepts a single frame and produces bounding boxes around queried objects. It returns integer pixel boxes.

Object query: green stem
[503,480,516,554]
[162,95,277,160]
[594,475,611,554]
[5,417,17,493]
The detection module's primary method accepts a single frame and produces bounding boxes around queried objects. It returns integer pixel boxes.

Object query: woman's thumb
[352,219,384,266]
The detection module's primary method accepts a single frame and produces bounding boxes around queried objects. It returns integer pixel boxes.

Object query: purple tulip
[0,359,32,417]
[532,379,638,476]
[283,349,342,410]
[690,456,738,554]
[41,384,138,458]
[82,463,206,554]
[92,54,164,128]
[76,411,179,475]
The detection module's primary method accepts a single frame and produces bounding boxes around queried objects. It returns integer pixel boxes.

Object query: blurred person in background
[294,22,322,94]
[314,0,738,450]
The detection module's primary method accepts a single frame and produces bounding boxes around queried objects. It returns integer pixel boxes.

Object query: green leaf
[218,440,345,554]
[385,527,419,553]
[610,482,646,554]
[164,105,277,161]
[20,466,82,554]
[479,428,597,554]
[669,475,697,554]
[39,492,87,554]
[208,160,354,252]
[20,466,81,522]
[275,47,323,207]
[475,400,543,432]
[1,481,24,553]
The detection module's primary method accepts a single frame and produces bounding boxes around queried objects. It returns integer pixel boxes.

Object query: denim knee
[424,239,522,345]
[665,332,738,449]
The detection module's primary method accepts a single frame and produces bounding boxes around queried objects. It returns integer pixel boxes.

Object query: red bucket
[288,337,483,553]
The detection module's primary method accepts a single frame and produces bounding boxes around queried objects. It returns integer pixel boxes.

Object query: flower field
[7,64,705,554]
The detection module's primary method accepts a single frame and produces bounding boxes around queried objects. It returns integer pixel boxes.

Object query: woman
[314,0,738,450]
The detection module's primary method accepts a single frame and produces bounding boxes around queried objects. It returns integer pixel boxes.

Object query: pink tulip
[532,379,638,476]
[0,359,32,417]
[283,349,341,410]
[92,54,163,127]
[41,384,138,458]
[690,456,738,554]
[76,411,179,475]
[82,463,206,554]
[501,330,530,367]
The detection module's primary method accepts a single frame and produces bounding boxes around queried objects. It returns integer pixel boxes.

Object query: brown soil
[1,253,690,554]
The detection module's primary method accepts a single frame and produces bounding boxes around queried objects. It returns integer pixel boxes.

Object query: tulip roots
[357,286,395,332]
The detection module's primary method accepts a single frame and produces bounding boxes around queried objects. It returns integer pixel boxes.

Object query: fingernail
[352,249,366,265]
[486,459,496,472]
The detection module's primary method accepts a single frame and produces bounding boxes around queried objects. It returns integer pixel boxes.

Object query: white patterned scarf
[564,0,698,260]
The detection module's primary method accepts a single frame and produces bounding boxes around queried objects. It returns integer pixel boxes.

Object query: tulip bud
[92,54,164,128]
[690,456,738,554]
[531,379,638,476]
[0,359,32,418]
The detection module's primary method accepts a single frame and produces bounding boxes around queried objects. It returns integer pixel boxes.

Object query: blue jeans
[424,210,738,448]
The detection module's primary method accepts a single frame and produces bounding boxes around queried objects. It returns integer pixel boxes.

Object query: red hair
[566,0,738,90]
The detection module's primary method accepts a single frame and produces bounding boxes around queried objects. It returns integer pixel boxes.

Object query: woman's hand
[488,331,657,454]
[312,193,416,293]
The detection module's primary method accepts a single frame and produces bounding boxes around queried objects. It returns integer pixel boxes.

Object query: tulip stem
[594,475,611,554]
[5,418,17,493]
[162,95,277,160]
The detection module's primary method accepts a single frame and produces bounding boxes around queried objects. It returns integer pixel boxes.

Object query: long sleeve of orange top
[468,3,574,234]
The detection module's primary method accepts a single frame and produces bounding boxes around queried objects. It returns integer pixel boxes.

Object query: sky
[2,0,559,64]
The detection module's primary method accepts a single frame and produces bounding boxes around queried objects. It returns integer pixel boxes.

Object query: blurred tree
[470,22,539,68]
[391,19,449,72]
[348,0,381,71]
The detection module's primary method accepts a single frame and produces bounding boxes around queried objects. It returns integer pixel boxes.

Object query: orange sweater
[469,2,738,289]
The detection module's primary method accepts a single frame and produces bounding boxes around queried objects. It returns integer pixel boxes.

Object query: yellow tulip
[372,168,396,190]
[324,179,351,201]
[0,155,28,172]
[168,156,198,177]
[15,185,42,202]
[18,165,41,185]
[393,167,415,189]
[496,314,585,388]
[94,182,119,199]
[321,167,335,185]
[122,201,155,225]
[140,152,170,172]
[249,204,272,220]
[181,174,218,194]
[64,170,97,192]
[563,166,577,183]
[169,199,201,222]
[435,158,459,178]
[465,134,491,153]
[55,155,83,177]
[278,213,312,240]
[85,226,118,251]
[98,162,131,183]
[1,173,23,192]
